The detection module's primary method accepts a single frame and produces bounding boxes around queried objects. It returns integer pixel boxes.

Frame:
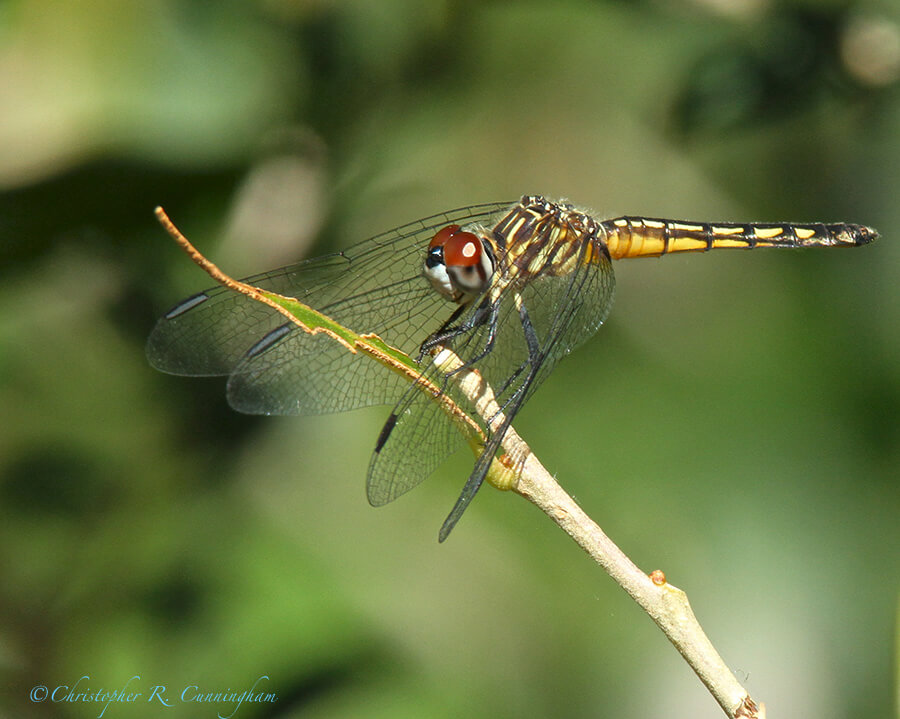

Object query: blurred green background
[0,0,897,718]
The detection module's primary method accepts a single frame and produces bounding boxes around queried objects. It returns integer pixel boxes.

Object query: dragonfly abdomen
[601,217,877,260]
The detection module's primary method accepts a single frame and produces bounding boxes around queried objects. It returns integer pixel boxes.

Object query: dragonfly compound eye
[429,224,461,249]
[424,225,494,303]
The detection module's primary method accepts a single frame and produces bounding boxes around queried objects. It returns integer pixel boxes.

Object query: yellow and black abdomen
[600,216,878,260]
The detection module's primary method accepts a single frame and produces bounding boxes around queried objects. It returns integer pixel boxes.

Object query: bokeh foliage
[0,1,897,718]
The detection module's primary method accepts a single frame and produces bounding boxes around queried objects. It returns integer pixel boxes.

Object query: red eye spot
[429,224,461,249]
[443,232,482,266]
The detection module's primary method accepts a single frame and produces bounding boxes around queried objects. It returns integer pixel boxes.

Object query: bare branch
[434,348,764,719]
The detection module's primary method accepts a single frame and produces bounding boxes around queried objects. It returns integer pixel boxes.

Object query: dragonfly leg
[517,300,543,362]
[419,297,501,375]
[416,303,469,361]
[446,298,502,373]
[491,301,544,419]
[438,321,547,542]
[497,358,529,396]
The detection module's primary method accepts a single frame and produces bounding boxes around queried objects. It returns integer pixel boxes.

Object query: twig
[434,348,765,719]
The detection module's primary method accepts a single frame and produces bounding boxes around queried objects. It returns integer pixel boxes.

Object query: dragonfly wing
[146,254,353,377]
[147,284,296,377]
[365,270,510,505]
[437,233,616,539]
[225,325,412,415]
[365,362,475,505]
[367,232,615,515]
[224,274,452,414]
[147,202,512,416]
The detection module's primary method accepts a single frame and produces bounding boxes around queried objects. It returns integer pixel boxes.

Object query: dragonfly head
[424,224,496,304]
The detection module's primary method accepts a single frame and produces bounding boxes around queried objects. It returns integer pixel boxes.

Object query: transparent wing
[437,236,615,539]
[368,233,616,525]
[146,202,512,415]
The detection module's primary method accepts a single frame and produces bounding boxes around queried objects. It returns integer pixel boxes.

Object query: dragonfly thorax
[423,224,495,304]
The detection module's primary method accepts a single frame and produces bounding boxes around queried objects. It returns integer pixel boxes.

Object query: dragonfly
[147,195,877,540]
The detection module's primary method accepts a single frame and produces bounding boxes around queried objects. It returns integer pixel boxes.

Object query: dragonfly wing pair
[147,202,508,413]
[150,201,581,532]
[367,198,617,538]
